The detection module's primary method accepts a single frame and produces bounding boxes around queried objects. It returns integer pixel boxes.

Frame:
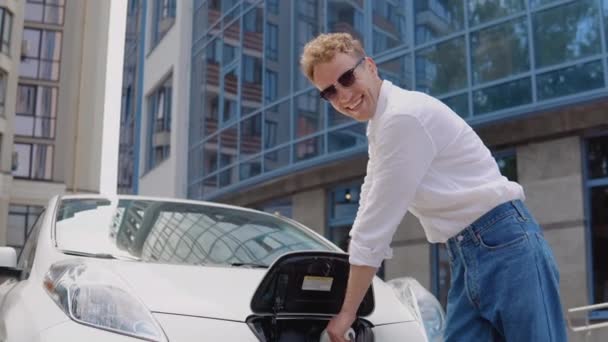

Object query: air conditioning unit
[11,151,18,171]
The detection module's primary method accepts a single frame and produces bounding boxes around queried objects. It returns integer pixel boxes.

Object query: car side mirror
[0,247,21,280]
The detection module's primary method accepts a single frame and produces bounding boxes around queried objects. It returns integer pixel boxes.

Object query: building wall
[4,0,126,253]
[139,0,192,198]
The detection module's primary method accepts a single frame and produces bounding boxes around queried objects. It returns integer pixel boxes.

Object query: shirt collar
[368,80,391,135]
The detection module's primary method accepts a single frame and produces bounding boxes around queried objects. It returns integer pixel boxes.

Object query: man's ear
[366,57,379,77]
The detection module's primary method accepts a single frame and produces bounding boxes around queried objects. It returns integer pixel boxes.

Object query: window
[147,76,172,170]
[532,0,600,68]
[586,134,608,309]
[266,0,279,15]
[152,0,176,46]
[416,37,467,96]
[0,8,12,54]
[243,55,262,84]
[264,69,277,104]
[25,0,65,25]
[12,143,54,180]
[265,23,278,61]
[470,18,529,85]
[15,84,58,138]
[0,70,5,115]
[9,205,44,258]
[20,28,62,81]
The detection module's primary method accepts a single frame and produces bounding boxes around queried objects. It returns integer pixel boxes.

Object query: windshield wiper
[230,262,268,269]
[60,249,140,261]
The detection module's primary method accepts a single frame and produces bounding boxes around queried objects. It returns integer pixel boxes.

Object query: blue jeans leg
[444,200,568,342]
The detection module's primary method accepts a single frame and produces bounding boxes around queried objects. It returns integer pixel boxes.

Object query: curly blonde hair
[300,32,366,82]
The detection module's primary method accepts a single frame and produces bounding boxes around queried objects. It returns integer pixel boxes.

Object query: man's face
[312,53,380,122]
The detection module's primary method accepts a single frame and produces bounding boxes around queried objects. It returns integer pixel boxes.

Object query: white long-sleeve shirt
[348,80,524,268]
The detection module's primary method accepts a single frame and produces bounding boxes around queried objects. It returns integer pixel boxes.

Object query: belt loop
[467,226,480,246]
[512,200,528,221]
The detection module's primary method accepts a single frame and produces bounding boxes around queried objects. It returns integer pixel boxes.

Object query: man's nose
[337,85,353,104]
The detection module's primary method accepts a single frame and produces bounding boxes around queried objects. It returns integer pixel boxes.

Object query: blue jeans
[444,200,568,342]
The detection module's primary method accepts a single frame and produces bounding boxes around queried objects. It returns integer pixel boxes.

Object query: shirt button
[457,235,464,242]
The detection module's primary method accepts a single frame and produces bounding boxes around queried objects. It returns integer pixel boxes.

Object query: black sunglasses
[319,57,366,101]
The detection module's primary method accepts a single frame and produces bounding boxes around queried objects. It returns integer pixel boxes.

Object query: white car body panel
[0,195,428,342]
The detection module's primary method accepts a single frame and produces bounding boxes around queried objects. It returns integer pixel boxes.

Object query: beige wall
[4,0,126,245]
[138,0,192,199]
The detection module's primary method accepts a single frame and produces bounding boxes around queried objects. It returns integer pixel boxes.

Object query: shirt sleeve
[355,146,373,218]
[348,114,436,268]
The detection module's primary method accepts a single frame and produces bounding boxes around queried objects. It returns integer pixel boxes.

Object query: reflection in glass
[188,145,203,183]
[203,175,218,194]
[295,89,322,138]
[587,136,608,180]
[441,93,469,118]
[378,54,413,90]
[223,20,240,65]
[372,0,408,54]
[240,113,262,159]
[536,60,604,100]
[468,0,524,26]
[328,0,365,42]
[294,135,323,162]
[416,37,466,96]
[220,125,238,169]
[328,123,366,153]
[415,0,464,44]
[242,5,264,114]
[533,0,600,68]
[591,186,608,304]
[295,0,323,91]
[264,100,290,149]
[473,77,531,115]
[219,165,237,187]
[264,146,290,172]
[471,18,529,85]
[240,157,262,180]
[203,135,219,174]
[223,68,239,122]
[55,198,334,266]
[242,55,263,108]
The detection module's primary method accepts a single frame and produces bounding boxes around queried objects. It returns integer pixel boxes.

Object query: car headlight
[43,260,167,342]
[386,277,446,342]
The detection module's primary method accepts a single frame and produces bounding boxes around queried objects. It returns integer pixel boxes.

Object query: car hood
[103,260,415,324]
[106,261,266,322]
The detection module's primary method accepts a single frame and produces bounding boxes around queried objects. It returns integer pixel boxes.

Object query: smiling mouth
[347,95,363,111]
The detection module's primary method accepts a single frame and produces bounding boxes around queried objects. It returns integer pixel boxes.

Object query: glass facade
[118,0,145,194]
[188,0,608,200]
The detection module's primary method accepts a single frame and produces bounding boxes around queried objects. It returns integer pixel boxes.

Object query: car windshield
[54,197,336,267]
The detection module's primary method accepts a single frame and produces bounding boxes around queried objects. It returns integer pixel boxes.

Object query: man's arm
[340,264,377,315]
[326,115,436,341]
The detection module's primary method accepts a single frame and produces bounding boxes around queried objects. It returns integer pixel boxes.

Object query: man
[300,32,568,342]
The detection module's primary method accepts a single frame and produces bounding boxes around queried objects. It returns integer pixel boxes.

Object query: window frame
[583,132,608,319]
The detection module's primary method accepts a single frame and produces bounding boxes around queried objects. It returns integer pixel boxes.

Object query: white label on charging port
[302,276,333,291]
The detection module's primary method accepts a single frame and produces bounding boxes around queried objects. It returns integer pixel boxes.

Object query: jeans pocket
[477,214,528,251]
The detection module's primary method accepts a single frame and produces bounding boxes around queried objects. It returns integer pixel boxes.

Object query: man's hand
[326,310,356,342]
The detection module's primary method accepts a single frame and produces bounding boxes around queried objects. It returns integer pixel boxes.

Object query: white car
[0,195,444,342]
